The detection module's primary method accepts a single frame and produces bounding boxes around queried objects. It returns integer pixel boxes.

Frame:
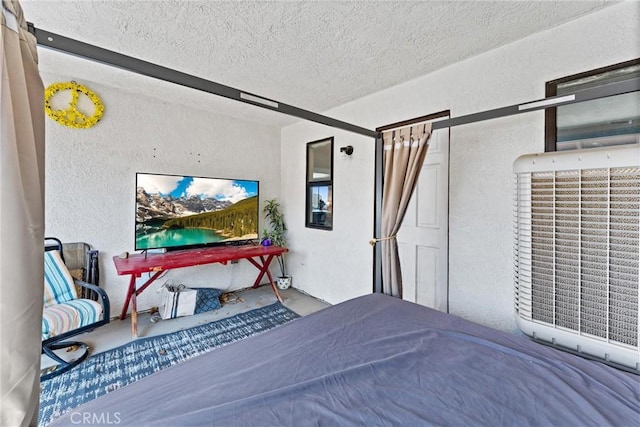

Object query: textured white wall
[280,125,374,304]
[281,2,639,331]
[43,72,281,315]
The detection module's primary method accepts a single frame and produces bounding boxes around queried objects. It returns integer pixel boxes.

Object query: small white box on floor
[161,284,197,320]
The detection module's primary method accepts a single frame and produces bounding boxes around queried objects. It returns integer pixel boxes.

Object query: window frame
[545,58,640,152]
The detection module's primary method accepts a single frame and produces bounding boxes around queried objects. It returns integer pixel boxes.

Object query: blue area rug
[39,302,299,426]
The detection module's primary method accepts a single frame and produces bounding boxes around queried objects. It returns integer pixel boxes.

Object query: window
[306,137,333,230]
[545,58,640,152]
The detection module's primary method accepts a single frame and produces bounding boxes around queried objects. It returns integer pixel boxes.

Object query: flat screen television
[135,172,259,251]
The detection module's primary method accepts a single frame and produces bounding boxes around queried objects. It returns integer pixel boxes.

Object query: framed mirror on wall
[306,137,333,230]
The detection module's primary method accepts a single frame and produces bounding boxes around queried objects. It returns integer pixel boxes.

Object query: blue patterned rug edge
[92,302,297,358]
[39,302,299,426]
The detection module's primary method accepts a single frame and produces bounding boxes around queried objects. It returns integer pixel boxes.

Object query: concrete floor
[41,285,330,370]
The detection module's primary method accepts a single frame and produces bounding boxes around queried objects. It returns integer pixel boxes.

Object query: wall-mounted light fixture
[339,145,354,156]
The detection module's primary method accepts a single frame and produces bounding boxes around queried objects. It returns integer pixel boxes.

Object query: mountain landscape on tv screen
[136,186,258,248]
[136,186,233,222]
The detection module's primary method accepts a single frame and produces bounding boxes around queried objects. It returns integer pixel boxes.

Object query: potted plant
[262,198,292,290]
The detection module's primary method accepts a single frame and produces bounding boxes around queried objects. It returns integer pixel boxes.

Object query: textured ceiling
[22,0,618,127]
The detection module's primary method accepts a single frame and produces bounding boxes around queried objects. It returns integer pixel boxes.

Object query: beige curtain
[0,1,45,425]
[379,123,432,297]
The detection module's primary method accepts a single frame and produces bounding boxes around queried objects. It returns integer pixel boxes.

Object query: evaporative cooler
[513,144,640,371]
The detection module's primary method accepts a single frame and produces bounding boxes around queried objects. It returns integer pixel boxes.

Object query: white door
[397,120,449,311]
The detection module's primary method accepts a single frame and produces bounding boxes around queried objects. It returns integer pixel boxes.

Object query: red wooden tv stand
[113,244,288,337]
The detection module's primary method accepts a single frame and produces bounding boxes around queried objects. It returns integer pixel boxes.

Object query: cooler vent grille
[514,159,640,358]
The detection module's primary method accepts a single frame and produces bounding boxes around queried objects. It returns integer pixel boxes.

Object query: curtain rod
[29,25,379,139]
[376,78,638,133]
[377,110,450,133]
[432,78,639,130]
[30,25,638,137]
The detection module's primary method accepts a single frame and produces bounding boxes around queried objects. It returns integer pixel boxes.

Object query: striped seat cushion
[44,250,78,307]
[42,299,103,341]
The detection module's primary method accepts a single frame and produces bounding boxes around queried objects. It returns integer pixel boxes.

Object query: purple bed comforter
[50,293,639,426]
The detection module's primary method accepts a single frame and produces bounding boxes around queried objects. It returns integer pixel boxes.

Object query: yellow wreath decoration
[44,81,104,129]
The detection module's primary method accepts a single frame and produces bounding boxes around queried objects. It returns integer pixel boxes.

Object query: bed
[49,293,639,426]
